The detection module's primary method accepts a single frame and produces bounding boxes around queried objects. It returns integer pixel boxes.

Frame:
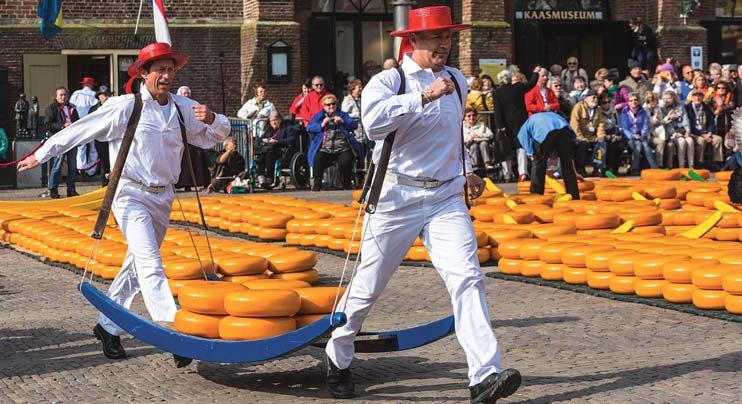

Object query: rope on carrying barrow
[485,271,742,323]
[0,139,45,167]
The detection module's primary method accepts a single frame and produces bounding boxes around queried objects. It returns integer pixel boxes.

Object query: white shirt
[35,86,230,187]
[361,53,471,212]
[69,86,98,118]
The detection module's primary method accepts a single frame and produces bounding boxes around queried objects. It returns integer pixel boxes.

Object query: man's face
[628,97,640,108]
[567,58,578,71]
[255,86,266,101]
[585,95,598,108]
[141,59,176,99]
[682,67,693,82]
[711,70,721,82]
[551,66,562,77]
[630,67,641,79]
[312,79,325,93]
[411,29,452,71]
[55,89,69,104]
[692,93,704,104]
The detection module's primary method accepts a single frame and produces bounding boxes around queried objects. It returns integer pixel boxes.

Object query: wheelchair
[247,120,311,192]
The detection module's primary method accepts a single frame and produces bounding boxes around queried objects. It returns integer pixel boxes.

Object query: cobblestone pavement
[0,186,741,403]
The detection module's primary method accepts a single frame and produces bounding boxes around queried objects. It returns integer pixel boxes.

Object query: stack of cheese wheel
[691,263,735,310]
[662,259,702,304]
[219,284,301,340]
[711,212,742,242]
[267,250,320,285]
[722,267,742,314]
[292,286,346,328]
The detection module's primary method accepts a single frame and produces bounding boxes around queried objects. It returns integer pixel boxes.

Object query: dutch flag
[152,0,172,45]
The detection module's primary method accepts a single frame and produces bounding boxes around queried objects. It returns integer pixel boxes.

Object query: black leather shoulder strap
[174,103,212,233]
[362,66,405,214]
[91,93,142,239]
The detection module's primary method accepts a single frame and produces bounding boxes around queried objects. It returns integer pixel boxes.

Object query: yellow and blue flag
[38,0,63,39]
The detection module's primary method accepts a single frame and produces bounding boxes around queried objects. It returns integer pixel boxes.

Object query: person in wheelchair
[255,110,297,188]
[463,107,495,169]
[206,137,245,194]
[307,94,361,191]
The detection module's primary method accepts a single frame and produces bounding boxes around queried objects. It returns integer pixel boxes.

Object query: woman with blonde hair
[685,73,713,104]
[466,77,494,126]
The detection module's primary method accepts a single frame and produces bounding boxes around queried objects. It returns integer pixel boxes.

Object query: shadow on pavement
[0,327,159,377]
[495,316,580,329]
[197,350,468,401]
[514,351,742,403]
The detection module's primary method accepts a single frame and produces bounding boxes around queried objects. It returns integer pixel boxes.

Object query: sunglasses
[567,62,577,65]
[601,101,611,105]
[313,83,325,87]
[324,102,336,106]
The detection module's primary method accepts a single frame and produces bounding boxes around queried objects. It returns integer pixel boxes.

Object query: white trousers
[325,194,501,386]
[517,148,528,176]
[76,143,99,176]
[674,136,695,168]
[99,184,177,336]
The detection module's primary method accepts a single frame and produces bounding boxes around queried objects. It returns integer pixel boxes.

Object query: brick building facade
[0,0,739,139]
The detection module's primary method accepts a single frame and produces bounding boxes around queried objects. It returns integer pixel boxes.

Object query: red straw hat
[80,77,95,86]
[390,6,471,37]
[127,42,188,78]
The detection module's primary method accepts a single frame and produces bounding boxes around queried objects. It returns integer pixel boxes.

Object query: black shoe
[173,354,193,368]
[67,191,79,197]
[469,369,521,403]
[93,324,127,360]
[326,356,356,399]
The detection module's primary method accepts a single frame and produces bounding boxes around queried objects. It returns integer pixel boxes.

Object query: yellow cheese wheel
[658,198,682,210]
[563,268,588,284]
[174,309,224,338]
[470,205,510,222]
[314,234,333,248]
[633,255,686,280]
[609,275,637,294]
[553,213,579,227]
[540,263,565,281]
[243,279,310,290]
[327,223,355,239]
[168,279,203,297]
[661,259,708,284]
[100,265,120,280]
[294,287,345,314]
[634,279,667,298]
[343,239,362,255]
[537,242,586,264]
[721,270,742,295]
[486,229,532,246]
[608,253,659,276]
[575,214,620,230]
[662,283,696,303]
[643,185,676,199]
[250,246,300,260]
[531,224,577,240]
[619,211,663,227]
[692,265,736,290]
[286,219,316,234]
[497,258,522,275]
[258,228,288,241]
[222,273,269,283]
[518,239,548,260]
[272,268,320,285]
[285,233,303,245]
[217,255,268,276]
[268,251,317,273]
[294,211,332,220]
[713,228,740,241]
[497,239,536,259]
[719,252,742,265]
[725,294,742,314]
[692,289,727,310]
[519,260,543,277]
[562,245,615,268]
[218,316,296,340]
[532,207,573,224]
[163,258,218,280]
[328,237,346,251]
[690,249,728,261]
[258,213,295,229]
[294,313,328,328]
[300,234,319,247]
[583,249,631,272]
[586,271,612,289]
[476,247,490,263]
[314,219,354,235]
[224,289,301,317]
[178,281,247,315]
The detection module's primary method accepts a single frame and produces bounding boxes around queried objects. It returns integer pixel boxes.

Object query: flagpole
[134,0,144,35]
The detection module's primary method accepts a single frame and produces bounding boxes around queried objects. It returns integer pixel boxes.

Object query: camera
[327,120,337,131]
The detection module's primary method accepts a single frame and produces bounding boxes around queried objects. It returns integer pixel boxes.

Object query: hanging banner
[515,0,605,21]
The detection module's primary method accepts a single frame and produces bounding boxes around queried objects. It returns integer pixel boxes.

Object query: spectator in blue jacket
[307,94,361,191]
[620,92,656,175]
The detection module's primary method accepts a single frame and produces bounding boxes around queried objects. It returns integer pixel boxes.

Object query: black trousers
[94,140,110,185]
[313,149,354,189]
[256,145,282,180]
[530,127,580,200]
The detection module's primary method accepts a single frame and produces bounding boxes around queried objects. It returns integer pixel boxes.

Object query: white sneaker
[257,175,266,184]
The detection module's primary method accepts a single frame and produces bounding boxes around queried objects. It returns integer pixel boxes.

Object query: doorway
[67,55,111,93]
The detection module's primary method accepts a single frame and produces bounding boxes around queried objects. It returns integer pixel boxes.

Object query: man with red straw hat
[18,42,230,368]
[324,6,521,403]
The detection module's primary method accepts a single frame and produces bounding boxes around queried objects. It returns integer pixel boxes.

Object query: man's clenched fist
[193,104,215,125]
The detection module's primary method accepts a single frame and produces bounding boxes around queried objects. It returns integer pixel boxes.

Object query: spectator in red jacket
[297,75,334,126]
[524,68,559,116]
[289,79,312,122]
